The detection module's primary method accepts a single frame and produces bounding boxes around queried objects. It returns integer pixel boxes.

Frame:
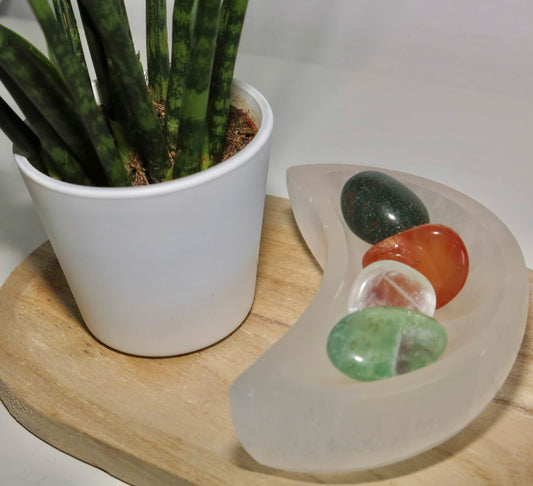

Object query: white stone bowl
[230,163,528,473]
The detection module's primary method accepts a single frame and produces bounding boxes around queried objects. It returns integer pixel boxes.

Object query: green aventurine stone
[341,171,430,245]
[327,307,447,381]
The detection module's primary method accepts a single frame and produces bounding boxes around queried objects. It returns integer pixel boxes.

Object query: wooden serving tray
[0,196,532,485]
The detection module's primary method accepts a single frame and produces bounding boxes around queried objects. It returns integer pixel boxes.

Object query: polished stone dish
[230,164,529,473]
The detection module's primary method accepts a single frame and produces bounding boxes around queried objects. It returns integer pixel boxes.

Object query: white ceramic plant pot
[15,79,273,356]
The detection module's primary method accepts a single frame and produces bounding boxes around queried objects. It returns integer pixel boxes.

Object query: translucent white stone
[230,164,528,473]
[348,260,436,316]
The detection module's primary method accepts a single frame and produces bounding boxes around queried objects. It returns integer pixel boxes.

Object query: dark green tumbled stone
[341,171,430,244]
[327,307,447,381]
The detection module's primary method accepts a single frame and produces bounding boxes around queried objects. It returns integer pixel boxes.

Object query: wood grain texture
[0,195,531,486]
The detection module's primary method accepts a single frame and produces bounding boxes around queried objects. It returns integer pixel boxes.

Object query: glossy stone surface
[348,260,436,316]
[327,307,447,382]
[341,171,430,245]
[363,223,469,309]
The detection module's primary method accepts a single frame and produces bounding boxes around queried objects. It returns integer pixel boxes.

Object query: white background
[0,1,531,484]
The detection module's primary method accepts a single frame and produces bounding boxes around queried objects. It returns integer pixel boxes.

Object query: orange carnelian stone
[362,224,469,309]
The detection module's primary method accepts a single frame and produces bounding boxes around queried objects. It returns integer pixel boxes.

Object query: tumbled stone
[327,307,447,381]
[363,223,469,309]
[341,171,430,245]
[348,260,436,316]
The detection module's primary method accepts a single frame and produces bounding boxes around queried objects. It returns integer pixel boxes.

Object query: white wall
[242,1,533,81]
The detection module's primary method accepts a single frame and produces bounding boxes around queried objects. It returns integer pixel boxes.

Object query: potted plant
[0,0,273,356]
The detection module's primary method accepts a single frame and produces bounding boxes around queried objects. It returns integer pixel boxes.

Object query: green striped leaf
[0,96,46,173]
[0,24,104,184]
[29,0,131,187]
[165,0,195,155]
[0,66,93,185]
[174,0,222,177]
[51,0,88,72]
[78,0,171,183]
[112,0,134,42]
[147,0,170,103]
[205,0,248,168]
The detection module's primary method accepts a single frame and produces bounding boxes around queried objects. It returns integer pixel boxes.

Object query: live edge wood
[0,196,531,486]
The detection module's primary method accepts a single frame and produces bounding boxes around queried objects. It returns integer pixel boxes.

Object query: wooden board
[0,195,532,485]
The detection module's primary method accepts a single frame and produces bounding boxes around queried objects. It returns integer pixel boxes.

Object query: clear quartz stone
[348,259,436,316]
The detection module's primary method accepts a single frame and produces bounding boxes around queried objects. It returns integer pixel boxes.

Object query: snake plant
[0,0,249,186]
